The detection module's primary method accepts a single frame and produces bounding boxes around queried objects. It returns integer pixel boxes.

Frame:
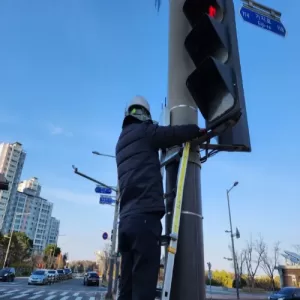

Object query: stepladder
[157,142,191,300]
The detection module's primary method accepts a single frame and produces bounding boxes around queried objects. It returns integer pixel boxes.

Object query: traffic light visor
[185,14,228,67]
[186,57,238,129]
[183,0,224,26]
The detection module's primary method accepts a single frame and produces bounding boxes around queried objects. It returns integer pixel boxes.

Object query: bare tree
[228,246,246,277]
[261,242,280,291]
[244,235,266,289]
[100,244,110,282]
[236,250,246,277]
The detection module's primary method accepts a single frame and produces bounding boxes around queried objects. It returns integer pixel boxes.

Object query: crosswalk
[0,287,106,300]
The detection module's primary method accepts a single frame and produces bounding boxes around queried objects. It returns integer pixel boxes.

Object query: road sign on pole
[99,196,116,205]
[102,232,108,240]
[240,5,286,37]
[95,186,112,194]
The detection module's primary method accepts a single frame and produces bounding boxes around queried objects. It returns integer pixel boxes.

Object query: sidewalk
[208,294,267,299]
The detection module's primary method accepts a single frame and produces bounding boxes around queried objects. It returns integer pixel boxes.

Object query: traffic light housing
[183,0,251,151]
[111,230,113,241]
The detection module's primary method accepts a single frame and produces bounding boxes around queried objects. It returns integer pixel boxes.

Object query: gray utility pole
[113,258,120,294]
[106,187,119,299]
[72,165,119,299]
[165,0,205,299]
[226,182,240,300]
[90,151,120,299]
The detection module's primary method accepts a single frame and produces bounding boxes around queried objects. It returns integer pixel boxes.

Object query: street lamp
[93,150,119,298]
[3,212,30,268]
[226,181,240,300]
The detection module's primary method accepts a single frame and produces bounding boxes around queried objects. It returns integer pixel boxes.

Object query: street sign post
[240,5,286,37]
[95,186,112,194]
[102,232,108,240]
[207,262,212,300]
[99,196,116,205]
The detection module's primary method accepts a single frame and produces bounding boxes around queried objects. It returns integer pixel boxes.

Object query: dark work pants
[117,213,162,300]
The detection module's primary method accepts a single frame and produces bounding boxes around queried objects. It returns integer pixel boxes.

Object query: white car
[28,269,49,285]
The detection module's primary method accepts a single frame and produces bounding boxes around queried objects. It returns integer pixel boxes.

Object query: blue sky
[0,0,298,271]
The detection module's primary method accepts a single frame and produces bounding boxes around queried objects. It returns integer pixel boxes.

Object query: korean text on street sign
[240,6,286,37]
[102,232,108,240]
[99,196,116,205]
[95,186,112,194]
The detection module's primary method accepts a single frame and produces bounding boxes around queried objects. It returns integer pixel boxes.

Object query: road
[206,286,269,299]
[0,278,269,300]
[0,277,108,300]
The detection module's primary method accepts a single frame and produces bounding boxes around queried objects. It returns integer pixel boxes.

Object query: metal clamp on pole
[241,0,281,19]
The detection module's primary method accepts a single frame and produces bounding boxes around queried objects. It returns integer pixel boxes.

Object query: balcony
[0,173,9,191]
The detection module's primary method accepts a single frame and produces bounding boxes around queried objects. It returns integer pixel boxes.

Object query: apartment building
[0,142,26,232]
[47,217,60,245]
[18,177,41,197]
[15,177,58,252]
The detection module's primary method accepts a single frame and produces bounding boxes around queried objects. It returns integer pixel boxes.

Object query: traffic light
[183,0,251,151]
[111,230,113,241]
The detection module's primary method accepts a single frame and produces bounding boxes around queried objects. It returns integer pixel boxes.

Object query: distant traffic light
[183,0,251,151]
[111,230,113,241]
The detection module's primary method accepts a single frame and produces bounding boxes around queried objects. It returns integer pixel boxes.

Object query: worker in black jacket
[116,95,206,300]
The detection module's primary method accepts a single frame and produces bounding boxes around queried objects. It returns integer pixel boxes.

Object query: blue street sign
[102,232,108,240]
[95,186,112,194]
[99,196,116,205]
[240,6,286,37]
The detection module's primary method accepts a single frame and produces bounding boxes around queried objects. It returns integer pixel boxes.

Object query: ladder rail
[161,142,190,300]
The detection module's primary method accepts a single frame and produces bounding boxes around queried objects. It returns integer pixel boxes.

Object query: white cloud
[48,123,73,137]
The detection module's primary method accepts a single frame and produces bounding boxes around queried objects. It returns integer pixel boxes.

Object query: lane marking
[2,289,19,294]
[10,294,29,299]
[33,290,44,294]
[28,295,43,299]
[44,296,56,300]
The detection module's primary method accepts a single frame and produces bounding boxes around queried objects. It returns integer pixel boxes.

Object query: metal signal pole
[165,0,205,299]
[106,187,119,299]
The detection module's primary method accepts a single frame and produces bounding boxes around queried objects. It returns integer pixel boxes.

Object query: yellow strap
[172,142,190,235]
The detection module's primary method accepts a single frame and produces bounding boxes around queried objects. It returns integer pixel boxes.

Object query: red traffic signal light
[208,5,217,17]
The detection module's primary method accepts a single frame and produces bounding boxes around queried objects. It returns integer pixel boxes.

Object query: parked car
[0,267,15,282]
[63,268,72,279]
[269,287,300,300]
[56,269,66,281]
[47,270,59,282]
[28,269,49,285]
[83,272,100,286]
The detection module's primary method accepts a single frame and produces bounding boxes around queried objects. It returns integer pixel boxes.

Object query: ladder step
[156,287,162,298]
[160,235,170,246]
[160,148,182,168]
